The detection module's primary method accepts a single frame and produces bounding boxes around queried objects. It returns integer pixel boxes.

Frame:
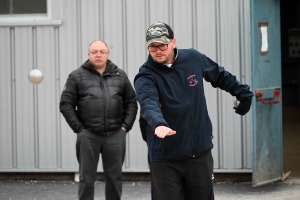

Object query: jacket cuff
[122,123,129,132]
[155,122,169,129]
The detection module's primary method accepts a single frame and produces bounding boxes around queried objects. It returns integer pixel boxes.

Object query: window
[0,0,62,27]
[0,0,47,15]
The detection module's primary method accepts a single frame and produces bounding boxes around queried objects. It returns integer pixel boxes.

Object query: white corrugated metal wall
[0,0,252,172]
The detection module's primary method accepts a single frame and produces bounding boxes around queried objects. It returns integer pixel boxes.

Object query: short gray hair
[88,40,109,52]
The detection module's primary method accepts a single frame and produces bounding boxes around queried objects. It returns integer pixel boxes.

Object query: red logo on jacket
[187,75,198,86]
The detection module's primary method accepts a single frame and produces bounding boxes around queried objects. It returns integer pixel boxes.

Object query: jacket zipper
[171,69,194,155]
[100,75,107,134]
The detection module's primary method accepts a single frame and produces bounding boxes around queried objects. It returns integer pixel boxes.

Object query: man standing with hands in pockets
[60,40,137,200]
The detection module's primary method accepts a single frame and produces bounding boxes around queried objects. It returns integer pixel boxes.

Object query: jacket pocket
[77,99,104,119]
[108,98,122,119]
[162,136,174,154]
[152,137,164,154]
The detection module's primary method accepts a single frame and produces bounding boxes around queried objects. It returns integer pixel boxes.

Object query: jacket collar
[82,59,118,75]
[146,47,178,69]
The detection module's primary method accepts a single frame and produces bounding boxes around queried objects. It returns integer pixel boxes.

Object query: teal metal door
[251,0,282,186]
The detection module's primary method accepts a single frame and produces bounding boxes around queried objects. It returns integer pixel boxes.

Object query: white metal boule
[28,69,43,85]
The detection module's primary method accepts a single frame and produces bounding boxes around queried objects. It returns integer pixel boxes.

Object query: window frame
[0,0,62,27]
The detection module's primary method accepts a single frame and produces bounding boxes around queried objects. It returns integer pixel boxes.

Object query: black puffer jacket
[60,59,137,135]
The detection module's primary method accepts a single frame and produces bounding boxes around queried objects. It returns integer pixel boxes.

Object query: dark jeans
[151,150,214,200]
[76,128,126,200]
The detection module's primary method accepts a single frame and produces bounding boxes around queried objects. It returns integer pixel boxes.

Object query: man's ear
[172,38,177,48]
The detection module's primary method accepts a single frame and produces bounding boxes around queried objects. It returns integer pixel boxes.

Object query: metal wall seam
[168,0,174,29]
[191,0,197,49]
[76,0,82,67]
[54,26,62,169]
[145,0,150,59]
[215,0,223,170]
[32,27,40,169]
[99,0,105,40]
[10,27,17,169]
[121,0,130,169]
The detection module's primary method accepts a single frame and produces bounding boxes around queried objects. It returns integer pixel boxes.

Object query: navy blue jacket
[134,48,253,161]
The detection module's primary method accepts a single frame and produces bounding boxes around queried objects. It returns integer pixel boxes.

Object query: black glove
[234,97,252,116]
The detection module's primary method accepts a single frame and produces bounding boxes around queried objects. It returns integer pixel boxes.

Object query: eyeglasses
[89,50,108,56]
[147,43,169,52]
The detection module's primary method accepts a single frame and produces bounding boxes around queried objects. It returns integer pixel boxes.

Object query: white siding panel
[80,0,101,62]
[148,0,171,26]
[125,0,150,171]
[0,28,13,169]
[36,26,58,169]
[172,0,194,49]
[102,0,125,68]
[219,0,243,169]
[59,0,81,170]
[241,0,252,169]
[195,0,220,169]
[14,27,35,169]
[195,0,218,58]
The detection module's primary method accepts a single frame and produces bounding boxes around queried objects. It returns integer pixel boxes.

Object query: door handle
[255,89,280,105]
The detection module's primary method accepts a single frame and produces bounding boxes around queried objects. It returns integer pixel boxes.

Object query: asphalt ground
[0,178,300,200]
